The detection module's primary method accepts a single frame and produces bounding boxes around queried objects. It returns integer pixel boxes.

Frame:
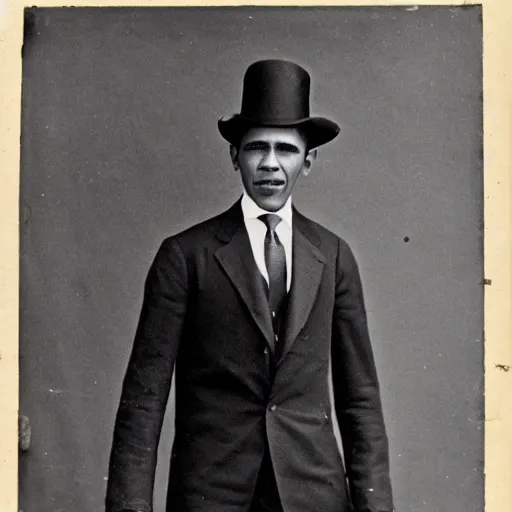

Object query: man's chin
[253,196,287,212]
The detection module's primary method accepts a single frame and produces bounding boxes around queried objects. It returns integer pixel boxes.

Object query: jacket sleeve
[105,237,189,512]
[331,238,394,512]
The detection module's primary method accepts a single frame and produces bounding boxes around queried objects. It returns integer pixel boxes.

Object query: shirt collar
[241,188,293,229]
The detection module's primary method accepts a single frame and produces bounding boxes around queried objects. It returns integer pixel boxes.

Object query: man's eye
[276,144,300,153]
[244,143,266,151]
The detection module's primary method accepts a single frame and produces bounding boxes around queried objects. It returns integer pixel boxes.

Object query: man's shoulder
[295,210,357,265]
[158,205,233,250]
[295,210,348,246]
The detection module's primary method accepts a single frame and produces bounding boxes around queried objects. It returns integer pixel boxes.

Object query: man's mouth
[253,179,286,196]
[254,179,286,187]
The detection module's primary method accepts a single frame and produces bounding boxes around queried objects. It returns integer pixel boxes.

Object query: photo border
[1,1,509,510]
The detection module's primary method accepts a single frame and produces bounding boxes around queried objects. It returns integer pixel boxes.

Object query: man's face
[231,127,314,212]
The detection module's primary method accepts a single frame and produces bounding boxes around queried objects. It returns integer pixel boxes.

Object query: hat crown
[217,59,340,150]
[240,60,311,124]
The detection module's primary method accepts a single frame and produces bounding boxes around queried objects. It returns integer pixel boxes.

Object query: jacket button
[270,405,277,412]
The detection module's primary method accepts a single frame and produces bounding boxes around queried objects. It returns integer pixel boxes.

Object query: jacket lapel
[214,201,275,351]
[281,210,325,361]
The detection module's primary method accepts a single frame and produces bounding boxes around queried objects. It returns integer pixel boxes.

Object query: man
[106,59,394,512]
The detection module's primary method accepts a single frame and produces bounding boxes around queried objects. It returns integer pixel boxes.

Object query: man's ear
[303,149,318,176]
[230,145,239,171]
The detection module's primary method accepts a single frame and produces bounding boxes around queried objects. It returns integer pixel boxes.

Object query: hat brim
[217,114,340,150]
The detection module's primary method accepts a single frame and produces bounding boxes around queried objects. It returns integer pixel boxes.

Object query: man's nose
[259,150,279,171]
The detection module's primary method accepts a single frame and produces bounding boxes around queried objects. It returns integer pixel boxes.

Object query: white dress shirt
[241,190,293,292]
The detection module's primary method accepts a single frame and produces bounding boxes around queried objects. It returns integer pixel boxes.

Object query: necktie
[258,214,287,317]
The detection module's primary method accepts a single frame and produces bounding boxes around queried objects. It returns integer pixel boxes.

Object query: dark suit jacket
[106,200,394,512]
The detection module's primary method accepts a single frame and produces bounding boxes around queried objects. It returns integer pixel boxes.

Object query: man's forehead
[240,126,304,144]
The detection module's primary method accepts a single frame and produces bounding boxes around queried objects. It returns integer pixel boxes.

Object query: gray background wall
[19,7,483,512]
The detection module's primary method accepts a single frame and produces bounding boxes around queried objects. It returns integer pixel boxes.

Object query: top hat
[218,59,340,150]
